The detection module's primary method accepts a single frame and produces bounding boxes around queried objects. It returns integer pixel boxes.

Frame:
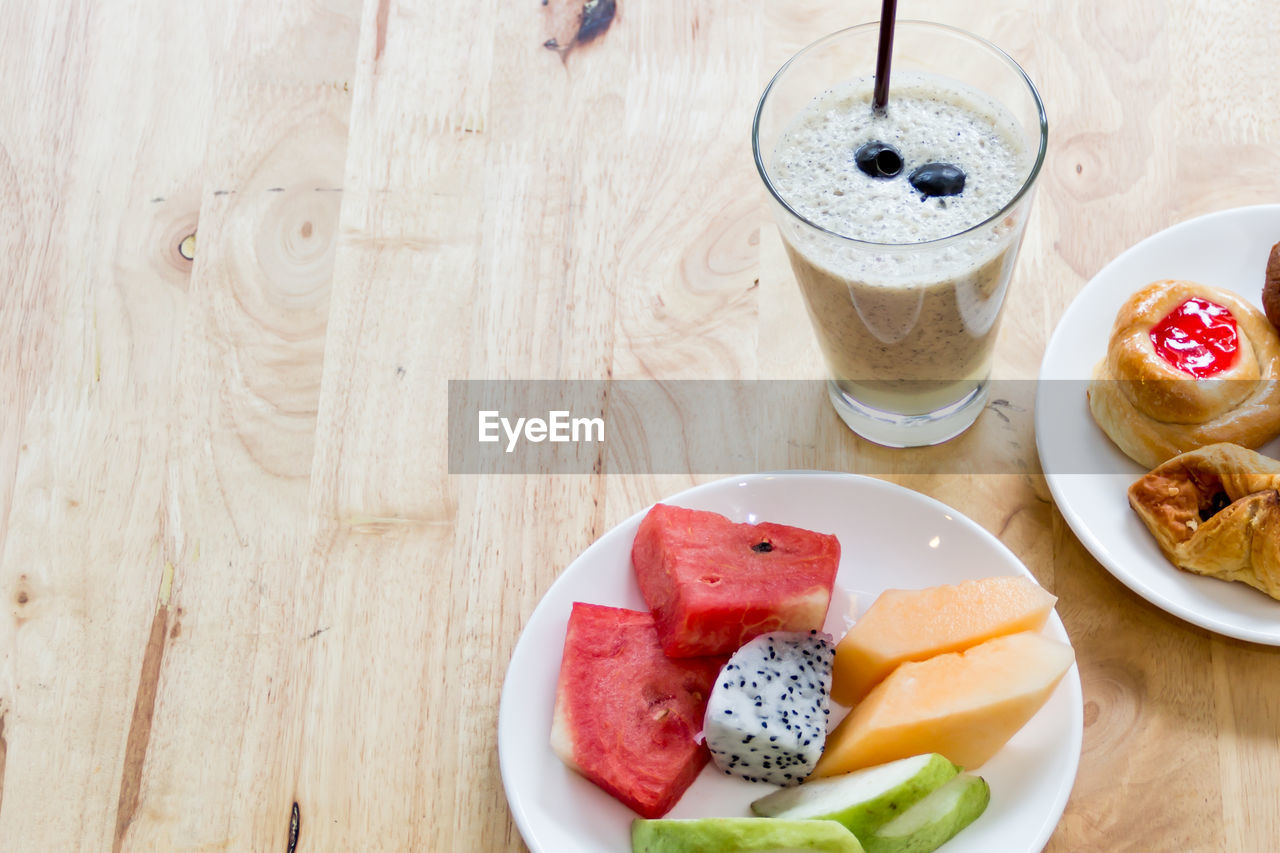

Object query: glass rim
[752,20,1049,250]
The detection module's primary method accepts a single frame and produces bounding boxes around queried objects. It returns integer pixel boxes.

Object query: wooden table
[3,0,1278,850]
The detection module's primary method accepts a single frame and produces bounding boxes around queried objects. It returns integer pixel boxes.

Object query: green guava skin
[631,817,865,853]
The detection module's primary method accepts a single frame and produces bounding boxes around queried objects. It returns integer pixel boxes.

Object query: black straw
[872,0,898,114]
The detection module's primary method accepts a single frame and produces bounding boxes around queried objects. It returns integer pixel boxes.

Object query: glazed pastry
[1262,241,1280,331]
[1128,443,1280,600]
[1088,280,1280,468]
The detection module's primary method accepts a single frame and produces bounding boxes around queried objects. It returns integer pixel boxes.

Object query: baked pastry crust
[1263,241,1280,330]
[1089,280,1280,468]
[1128,443,1280,600]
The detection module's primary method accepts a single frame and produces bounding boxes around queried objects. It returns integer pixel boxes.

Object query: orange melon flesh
[813,631,1075,777]
[831,576,1056,707]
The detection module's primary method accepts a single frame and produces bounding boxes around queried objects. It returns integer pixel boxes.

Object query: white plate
[1037,204,1280,644]
[499,472,1082,853]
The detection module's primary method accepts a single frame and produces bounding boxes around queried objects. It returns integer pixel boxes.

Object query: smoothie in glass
[772,72,1028,416]
[753,22,1047,446]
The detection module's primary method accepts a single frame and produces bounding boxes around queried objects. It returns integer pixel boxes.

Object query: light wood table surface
[3,0,1279,850]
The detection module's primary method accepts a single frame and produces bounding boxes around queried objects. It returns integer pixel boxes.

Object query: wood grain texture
[2,0,1280,851]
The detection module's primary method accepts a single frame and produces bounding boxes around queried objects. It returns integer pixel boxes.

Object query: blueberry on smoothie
[908,162,966,197]
[854,141,904,178]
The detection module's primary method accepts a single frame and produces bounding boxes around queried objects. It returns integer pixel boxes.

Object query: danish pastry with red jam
[1088,280,1280,468]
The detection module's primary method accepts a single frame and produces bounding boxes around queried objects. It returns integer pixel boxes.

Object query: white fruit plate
[1036,204,1280,644]
[499,472,1082,852]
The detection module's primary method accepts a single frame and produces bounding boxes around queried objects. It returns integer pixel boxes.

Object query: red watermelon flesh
[631,503,841,657]
[550,602,726,818]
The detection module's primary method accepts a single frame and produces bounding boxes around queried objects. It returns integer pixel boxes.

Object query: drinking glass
[753,21,1047,447]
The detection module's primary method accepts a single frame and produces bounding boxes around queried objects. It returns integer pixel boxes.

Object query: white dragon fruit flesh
[703,630,835,786]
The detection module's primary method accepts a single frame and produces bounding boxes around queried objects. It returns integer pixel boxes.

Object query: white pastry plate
[1037,204,1280,644]
[499,472,1082,853]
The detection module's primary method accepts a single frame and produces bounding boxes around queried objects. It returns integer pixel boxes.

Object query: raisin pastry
[1088,280,1280,469]
[1128,443,1280,600]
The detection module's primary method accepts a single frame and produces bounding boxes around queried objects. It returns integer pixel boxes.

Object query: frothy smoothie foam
[771,72,1031,417]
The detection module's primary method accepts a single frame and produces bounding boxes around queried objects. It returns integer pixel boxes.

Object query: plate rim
[1036,203,1280,644]
[498,470,1083,853]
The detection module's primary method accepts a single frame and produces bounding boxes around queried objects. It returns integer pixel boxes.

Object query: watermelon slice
[550,602,725,818]
[631,504,841,657]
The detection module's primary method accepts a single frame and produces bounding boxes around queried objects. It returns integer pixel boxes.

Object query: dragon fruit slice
[703,630,835,786]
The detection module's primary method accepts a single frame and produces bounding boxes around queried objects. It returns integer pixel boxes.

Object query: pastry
[1128,443,1280,600]
[1088,280,1280,468]
[1263,240,1280,331]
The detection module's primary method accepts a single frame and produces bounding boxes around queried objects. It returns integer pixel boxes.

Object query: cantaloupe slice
[831,576,1056,707]
[812,631,1075,777]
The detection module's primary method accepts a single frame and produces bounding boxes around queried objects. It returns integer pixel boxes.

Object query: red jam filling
[1149,297,1240,377]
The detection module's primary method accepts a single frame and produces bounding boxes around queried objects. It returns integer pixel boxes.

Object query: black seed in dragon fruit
[702,630,835,786]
